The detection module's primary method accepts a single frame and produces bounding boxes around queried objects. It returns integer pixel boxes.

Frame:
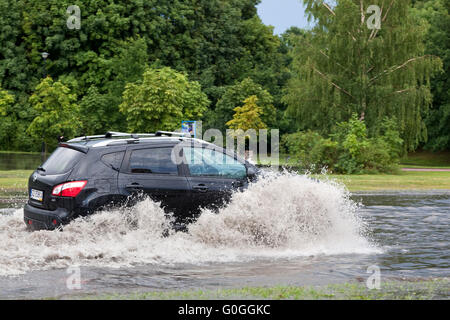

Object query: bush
[331,114,370,173]
[282,114,404,174]
[281,131,338,172]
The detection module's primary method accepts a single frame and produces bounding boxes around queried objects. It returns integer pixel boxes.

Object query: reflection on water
[0,153,42,171]
[354,192,449,277]
[0,190,448,299]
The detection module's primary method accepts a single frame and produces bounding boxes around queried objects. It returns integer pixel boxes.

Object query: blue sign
[181,121,197,138]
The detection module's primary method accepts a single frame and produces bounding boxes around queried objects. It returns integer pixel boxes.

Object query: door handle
[126,183,144,190]
[232,181,243,188]
[193,184,208,193]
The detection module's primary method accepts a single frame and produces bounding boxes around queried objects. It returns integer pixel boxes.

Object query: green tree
[283,0,442,151]
[414,0,450,151]
[226,95,267,131]
[11,0,283,104]
[0,0,29,92]
[331,114,403,173]
[79,86,115,135]
[27,77,81,151]
[0,87,15,149]
[0,0,287,151]
[101,37,150,130]
[119,67,209,133]
[213,78,276,131]
[0,87,14,116]
[282,115,403,174]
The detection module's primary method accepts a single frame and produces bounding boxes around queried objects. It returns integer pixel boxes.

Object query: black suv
[24,131,259,231]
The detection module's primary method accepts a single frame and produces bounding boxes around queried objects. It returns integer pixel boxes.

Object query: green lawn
[400,150,450,168]
[325,171,450,192]
[0,170,449,198]
[0,170,32,198]
[62,279,448,300]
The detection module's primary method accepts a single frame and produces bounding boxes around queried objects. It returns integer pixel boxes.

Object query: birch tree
[283,0,442,150]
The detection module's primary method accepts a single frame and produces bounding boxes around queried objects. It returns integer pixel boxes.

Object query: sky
[257,0,310,35]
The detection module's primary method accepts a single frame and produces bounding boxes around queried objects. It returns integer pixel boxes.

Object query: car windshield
[41,147,85,175]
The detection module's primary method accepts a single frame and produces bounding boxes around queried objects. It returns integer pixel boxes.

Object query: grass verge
[325,171,450,192]
[0,170,32,198]
[0,170,450,198]
[400,151,450,168]
[65,279,448,300]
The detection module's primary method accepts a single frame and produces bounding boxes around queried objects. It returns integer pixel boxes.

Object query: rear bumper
[23,203,70,231]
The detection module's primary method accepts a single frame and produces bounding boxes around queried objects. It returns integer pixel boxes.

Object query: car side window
[129,148,178,175]
[183,147,247,179]
[101,152,125,171]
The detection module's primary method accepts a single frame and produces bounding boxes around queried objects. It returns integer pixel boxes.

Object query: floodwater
[0,173,448,299]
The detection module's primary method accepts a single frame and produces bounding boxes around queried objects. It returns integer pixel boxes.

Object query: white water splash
[0,172,380,276]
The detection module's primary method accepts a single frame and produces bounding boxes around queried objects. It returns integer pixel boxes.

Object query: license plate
[30,189,43,202]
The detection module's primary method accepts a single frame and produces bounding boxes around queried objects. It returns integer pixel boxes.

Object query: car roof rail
[68,132,130,142]
[155,131,192,138]
[69,132,157,142]
[105,132,157,139]
[68,131,190,143]
[104,131,133,138]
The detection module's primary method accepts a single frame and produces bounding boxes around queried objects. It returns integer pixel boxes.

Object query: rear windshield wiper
[37,167,46,172]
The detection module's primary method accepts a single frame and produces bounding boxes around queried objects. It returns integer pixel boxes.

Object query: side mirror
[246,166,258,181]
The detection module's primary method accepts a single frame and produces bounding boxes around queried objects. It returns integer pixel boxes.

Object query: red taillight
[52,181,87,198]
[52,184,64,196]
[61,181,87,197]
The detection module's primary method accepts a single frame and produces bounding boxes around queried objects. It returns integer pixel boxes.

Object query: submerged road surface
[0,176,448,299]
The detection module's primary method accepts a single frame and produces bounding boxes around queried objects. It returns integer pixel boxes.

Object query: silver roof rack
[155,131,192,138]
[68,131,190,143]
[68,132,152,142]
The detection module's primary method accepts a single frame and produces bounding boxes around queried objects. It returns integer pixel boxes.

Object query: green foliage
[281,131,338,171]
[375,117,405,161]
[0,0,29,92]
[101,37,150,130]
[414,0,450,151]
[226,95,267,131]
[0,87,14,116]
[426,104,450,149]
[213,78,276,131]
[119,67,209,133]
[0,0,286,151]
[0,87,36,151]
[0,0,448,157]
[0,87,15,150]
[282,114,404,174]
[332,115,403,173]
[283,0,442,151]
[27,77,81,150]
[79,86,117,135]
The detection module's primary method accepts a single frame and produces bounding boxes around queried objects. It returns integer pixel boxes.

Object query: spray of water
[0,172,380,276]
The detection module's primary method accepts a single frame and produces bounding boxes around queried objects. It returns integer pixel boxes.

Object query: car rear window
[41,147,85,175]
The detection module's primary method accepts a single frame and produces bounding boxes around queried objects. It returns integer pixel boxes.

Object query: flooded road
[0,175,448,299]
